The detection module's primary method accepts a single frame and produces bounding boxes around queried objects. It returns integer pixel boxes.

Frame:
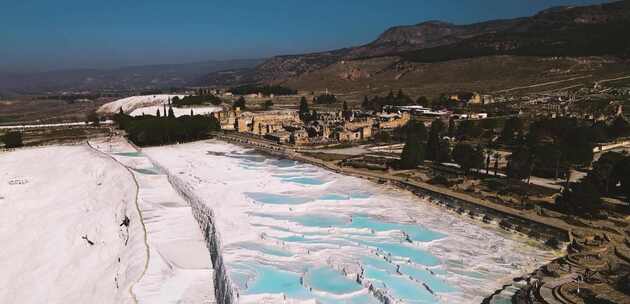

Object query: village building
[377,112,411,129]
[235,110,301,136]
[449,92,482,104]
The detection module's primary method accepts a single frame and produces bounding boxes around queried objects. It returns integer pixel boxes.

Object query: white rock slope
[0,145,145,304]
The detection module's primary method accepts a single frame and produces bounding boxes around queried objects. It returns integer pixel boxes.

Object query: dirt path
[493,75,592,94]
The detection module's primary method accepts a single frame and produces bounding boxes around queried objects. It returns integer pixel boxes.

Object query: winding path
[89,137,216,304]
[87,140,151,304]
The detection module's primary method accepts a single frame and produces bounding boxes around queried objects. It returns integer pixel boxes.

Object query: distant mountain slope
[0,59,263,93]
[201,0,629,86]
[400,1,630,62]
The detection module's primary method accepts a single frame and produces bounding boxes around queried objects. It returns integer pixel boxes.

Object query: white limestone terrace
[0,145,144,303]
[98,94,185,114]
[144,140,560,304]
[97,94,221,118]
[0,140,215,304]
[90,137,216,304]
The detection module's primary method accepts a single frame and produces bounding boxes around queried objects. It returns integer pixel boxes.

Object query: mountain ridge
[200,0,629,86]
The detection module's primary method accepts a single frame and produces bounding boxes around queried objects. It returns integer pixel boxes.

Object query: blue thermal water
[242,264,309,297]
[114,152,143,157]
[236,262,381,304]
[348,216,446,242]
[245,192,312,205]
[319,193,351,200]
[283,176,327,185]
[305,267,363,294]
[398,265,456,293]
[363,265,437,304]
[223,151,503,303]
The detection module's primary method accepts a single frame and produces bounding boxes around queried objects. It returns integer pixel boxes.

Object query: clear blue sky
[0,0,610,72]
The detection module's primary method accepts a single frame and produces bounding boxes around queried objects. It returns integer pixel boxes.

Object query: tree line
[172,94,222,107]
[557,151,630,216]
[361,90,415,111]
[114,109,220,146]
[228,85,297,96]
[398,119,483,172]
[397,114,630,217]
[313,93,338,105]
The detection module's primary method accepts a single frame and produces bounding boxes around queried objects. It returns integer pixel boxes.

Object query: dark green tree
[313,94,338,104]
[591,151,625,195]
[507,147,534,182]
[416,96,430,107]
[452,143,484,176]
[500,117,523,144]
[156,108,161,117]
[610,156,630,201]
[299,97,310,121]
[342,100,352,120]
[361,96,370,109]
[481,119,498,131]
[447,117,456,138]
[426,119,449,162]
[168,106,175,118]
[399,135,425,169]
[86,112,100,125]
[608,116,630,139]
[562,126,594,167]
[456,119,483,140]
[556,176,602,216]
[263,99,273,110]
[2,131,23,148]
[233,96,247,109]
[532,143,565,179]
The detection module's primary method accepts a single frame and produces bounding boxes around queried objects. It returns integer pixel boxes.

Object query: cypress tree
[399,121,427,169]
[426,119,448,162]
[156,108,161,117]
[400,134,425,169]
[298,97,310,121]
[168,106,175,118]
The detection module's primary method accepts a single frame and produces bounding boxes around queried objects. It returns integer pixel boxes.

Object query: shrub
[2,131,23,148]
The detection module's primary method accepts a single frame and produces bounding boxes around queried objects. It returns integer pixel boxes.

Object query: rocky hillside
[201,0,630,86]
